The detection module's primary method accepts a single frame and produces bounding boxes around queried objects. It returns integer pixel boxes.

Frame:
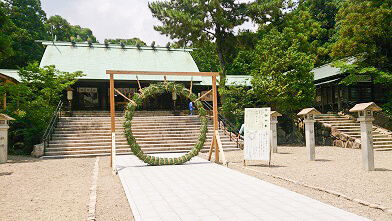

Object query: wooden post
[212,76,219,163]
[215,131,227,166]
[110,74,116,172]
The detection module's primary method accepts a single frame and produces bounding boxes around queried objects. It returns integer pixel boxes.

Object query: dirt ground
[0,155,133,221]
[200,146,392,221]
[95,157,134,221]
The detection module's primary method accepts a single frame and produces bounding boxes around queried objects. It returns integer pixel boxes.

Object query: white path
[117,154,370,221]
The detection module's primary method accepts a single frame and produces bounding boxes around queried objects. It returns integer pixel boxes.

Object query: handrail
[41,100,63,153]
[201,101,242,148]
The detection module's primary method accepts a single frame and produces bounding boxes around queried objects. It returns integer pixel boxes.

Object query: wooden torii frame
[107,70,227,173]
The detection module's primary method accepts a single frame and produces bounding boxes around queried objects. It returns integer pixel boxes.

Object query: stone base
[31,143,44,158]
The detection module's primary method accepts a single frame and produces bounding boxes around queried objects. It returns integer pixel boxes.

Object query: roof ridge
[38,41,194,52]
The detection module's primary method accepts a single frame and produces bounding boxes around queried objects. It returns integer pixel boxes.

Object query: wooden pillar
[110,74,116,170]
[212,76,219,163]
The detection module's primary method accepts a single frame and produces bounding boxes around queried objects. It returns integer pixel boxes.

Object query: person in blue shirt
[189,101,195,115]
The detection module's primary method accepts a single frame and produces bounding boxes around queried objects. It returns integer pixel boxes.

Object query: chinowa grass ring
[123,82,208,165]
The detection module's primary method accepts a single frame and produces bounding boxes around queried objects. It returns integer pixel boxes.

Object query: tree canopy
[0,2,98,68]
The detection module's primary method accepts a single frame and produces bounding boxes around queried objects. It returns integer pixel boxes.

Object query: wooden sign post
[107,70,226,173]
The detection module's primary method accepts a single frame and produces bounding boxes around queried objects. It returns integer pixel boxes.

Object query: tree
[332,0,392,72]
[1,0,48,68]
[45,15,97,43]
[331,0,392,114]
[251,28,315,113]
[70,25,97,42]
[105,38,146,46]
[0,2,14,63]
[222,28,315,119]
[190,41,220,72]
[0,62,84,153]
[46,15,71,41]
[149,0,250,85]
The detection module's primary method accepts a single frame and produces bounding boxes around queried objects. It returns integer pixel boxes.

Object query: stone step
[373,141,392,145]
[57,122,204,127]
[327,122,360,125]
[46,113,240,157]
[373,144,392,149]
[48,139,235,148]
[42,147,239,159]
[52,131,213,137]
[45,146,237,156]
[54,125,212,131]
[317,120,356,124]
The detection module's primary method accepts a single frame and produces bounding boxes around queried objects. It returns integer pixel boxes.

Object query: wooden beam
[110,74,115,169]
[106,70,220,77]
[114,88,134,104]
[212,76,219,163]
[194,89,213,102]
[215,131,227,166]
[208,135,215,161]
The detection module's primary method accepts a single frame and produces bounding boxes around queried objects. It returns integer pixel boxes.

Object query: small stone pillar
[270,111,282,153]
[0,114,15,164]
[298,108,321,161]
[349,102,382,171]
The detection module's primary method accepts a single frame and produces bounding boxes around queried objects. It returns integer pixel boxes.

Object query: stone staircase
[43,111,240,158]
[315,113,392,149]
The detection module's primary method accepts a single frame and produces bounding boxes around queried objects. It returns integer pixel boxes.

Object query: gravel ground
[200,146,392,221]
[2,147,391,221]
[0,156,94,220]
[0,155,133,221]
[95,156,134,221]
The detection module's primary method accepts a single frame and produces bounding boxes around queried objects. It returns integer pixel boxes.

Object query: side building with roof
[312,61,389,113]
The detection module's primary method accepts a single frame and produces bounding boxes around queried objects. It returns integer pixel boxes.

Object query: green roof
[312,58,356,82]
[39,41,202,82]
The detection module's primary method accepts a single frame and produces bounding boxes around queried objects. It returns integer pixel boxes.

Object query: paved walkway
[117,154,370,221]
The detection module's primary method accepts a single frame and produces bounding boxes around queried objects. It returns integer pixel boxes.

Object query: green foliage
[104,38,146,46]
[45,15,71,41]
[0,63,84,154]
[1,0,48,68]
[332,0,392,72]
[124,82,208,165]
[220,85,254,129]
[334,61,392,86]
[0,2,14,63]
[149,0,251,84]
[221,28,315,122]
[45,15,97,42]
[0,2,98,68]
[251,29,315,113]
[190,41,220,72]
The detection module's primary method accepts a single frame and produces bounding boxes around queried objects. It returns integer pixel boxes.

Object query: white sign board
[244,108,271,161]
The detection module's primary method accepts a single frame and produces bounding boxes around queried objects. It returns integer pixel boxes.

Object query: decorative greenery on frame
[123,82,208,165]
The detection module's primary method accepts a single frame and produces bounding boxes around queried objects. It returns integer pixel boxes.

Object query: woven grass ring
[123,82,208,165]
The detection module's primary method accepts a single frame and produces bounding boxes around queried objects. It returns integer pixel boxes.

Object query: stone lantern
[0,114,15,164]
[270,111,282,153]
[349,102,382,171]
[298,108,321,161]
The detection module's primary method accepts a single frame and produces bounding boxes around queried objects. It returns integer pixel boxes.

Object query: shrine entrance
[107,70,227,173]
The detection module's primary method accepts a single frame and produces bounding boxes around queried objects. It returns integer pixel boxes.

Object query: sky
[40,0,256,46]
